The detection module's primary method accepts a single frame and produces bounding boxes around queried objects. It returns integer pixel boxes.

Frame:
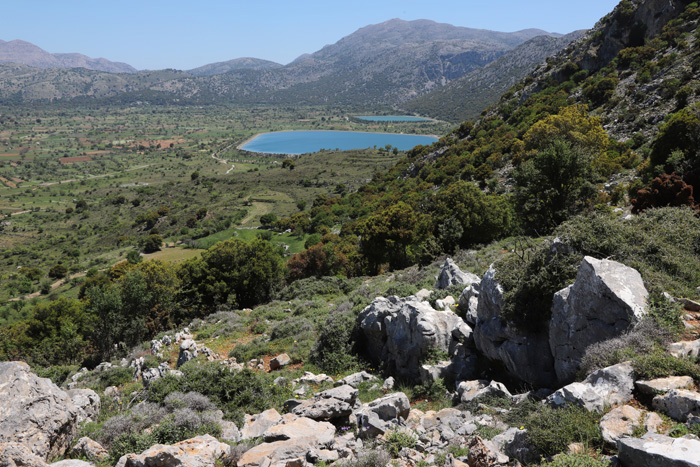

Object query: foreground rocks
[0,362,78,459]
[435,258,480,290]
[547,362,635,412]
[115,435,230,467]
[617,433,700,467]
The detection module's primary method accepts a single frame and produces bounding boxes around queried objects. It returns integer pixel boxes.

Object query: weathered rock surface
[49,461,92,467]
[70,437,109,462]
[636,376,694,397]
[0,442,48,467]
[491,428,537,465]
[240,409,282,440]
[339,371,377,388]
[270,353,291,371]
[114,435,230,467]
[550,257,648,384]
[600,405,643,448]
[177,339,198,367]
[356,392,410,437]
[291,385,358,421]
[473,265,556,387]
[219,421,240,443]
[435,258,480,290]
[617,433,700,467]
[458,283,480,325]
[66,389,100,424]
[652,389,700,422]
[547,362,635,412]
[358,295,475,381]
[263,415,335,444]
[468,436,509,467]
[457,380,512,404]
[668,339,700,359]
[0,362,78,459]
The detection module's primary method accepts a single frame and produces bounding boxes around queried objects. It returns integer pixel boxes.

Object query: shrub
[309,305,359,375]
[33,364,79,386]
[275,276,357,301]
[384,430,417,457]
[536,453,612,467]
[631,173,699,214]
[98,367,134,389]
[525,405,603,457]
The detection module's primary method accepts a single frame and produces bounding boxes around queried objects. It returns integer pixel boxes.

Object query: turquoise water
[241,130,438,155]
[356,115,432,122]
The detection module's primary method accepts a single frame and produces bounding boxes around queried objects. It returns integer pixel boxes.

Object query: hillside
[0,20,557,106]
[0,39,137,73]
[403,30,586,122]
[187,57,283,76]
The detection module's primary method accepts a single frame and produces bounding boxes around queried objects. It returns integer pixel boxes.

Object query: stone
[435,296,456,311]
[114,435,230,467]
[70,437,109,462]
[382,377,395,391]
[473,265,556,387]
[644,412,664,434]
[263,416,335,444]
[600,405,643,448]
[549,257,648,384]
[414,289,433,302]
[0,442,48,467]
[668,339,700,359]
[617,433,700,467]
[547,362,635,412]
[636,376,694,397]
[457,380,512,404]
[177,339,198,367]
[652,389,700,422]
[291,385,357,421]
[0,362,78,460]
[270,353,291,371]
[339,371,377,388]
[358,295,476,381]
[220,421,240,443]
[435,258,480,290]
[237,438,313,467]
[468,436,509,467]
[419,362,452,385]
[491,428,537,465]
[457,283,480,325]
[356,392,411,437]
[66,389,100,424]
[240,409,282,440]
[297,372,334,385]
[50,461,92,467]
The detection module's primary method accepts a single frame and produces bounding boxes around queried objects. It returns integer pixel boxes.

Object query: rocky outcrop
[66,389,100,424]
[240,409,282,440]
[547,362,635,413]
[356,392,411,437]
[338,371,377,388]
[358,295,476,382]
[457,380,512,404]
[473,266,556,387]
[668,339,700,359]
[291,385,358,421]
[549,256,648,384]
[0,442,48,467]
[617,433,700,467]
[435,258,480,290]
[600,405,643,448]
[636,376,695,397]
[0,362,78,460]
[115,435,230,467]
[70,437,109,462]
[652,389,700,422]
[458,283,480,325]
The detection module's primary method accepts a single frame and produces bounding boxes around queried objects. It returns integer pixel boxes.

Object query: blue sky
[2,0,621,70]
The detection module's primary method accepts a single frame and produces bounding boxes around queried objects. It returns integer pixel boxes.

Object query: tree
[523,105,609,156]
[650,105,700,187]
[48,263,68,279]
[259,213,278,228]
[126,249,143,264]
[143,234,163,253]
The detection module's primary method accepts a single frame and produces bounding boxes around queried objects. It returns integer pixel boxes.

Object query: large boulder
[356,392,410,437]
[291,385,358,421]
[473,266,557,387]
[66,389,100,424]
[435,258,480,290]
[600,405,643,448]
[547,362,635,413]
[358,295,476,381]
[652,389,700,422]
[0,442,48,467]
[0,362,78,460]
[262,415,335,444]
[240,409,282,440]
[69,437,109,462]
[458,283,480,325]
[550,257,648,384]
[668,339,700,359]
[617,433,700,467]
[114,435,230,467]
[636,376,695,397]
[457,380,512,404]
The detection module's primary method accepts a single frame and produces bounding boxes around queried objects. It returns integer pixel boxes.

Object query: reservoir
[356,116,432,122]
[240,130,438,155]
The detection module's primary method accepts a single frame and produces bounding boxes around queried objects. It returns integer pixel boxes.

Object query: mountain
[0,19,559,106]
[0,39,137,73]
[402,30,586,122]
[187,57,283,76]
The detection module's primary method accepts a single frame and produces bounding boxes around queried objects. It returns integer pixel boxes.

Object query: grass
[142,247,204,263]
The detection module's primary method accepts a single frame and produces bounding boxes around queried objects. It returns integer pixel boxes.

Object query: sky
[2,0,621,71]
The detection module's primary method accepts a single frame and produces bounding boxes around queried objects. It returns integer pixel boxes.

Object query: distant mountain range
[0,39,137,74]
[0,19,576,114]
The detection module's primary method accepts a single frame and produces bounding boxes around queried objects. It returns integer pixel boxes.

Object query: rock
[356,392,411,437]
[70,437,109,462]
[547,362,635,412]
[220,421,240,443]
[467,436,509,467]
[382,377,395,391]
[0,442,48,467]
[237,438,311,467]
[240,409,282,440]
[414,289,433,302]
[600,405,643,448]
[141,363,177,387]
[263,416,335,444]
[270,353,291,371]
[617,433,700,467]
[435,295,456,311]
[177,339,198,367]
[549,257,648,384]
[457,380,512,404]
[358,295,476,381]
[0,362,78,460]
[339,371,377,388]
[66,389,100,424]
[115,435,230,467]
[419,361,452,385]
[458,283,480,325]
[150,339,162,355]
[491,428,537,465]
[636,376,695,397]
[291,385,358,421]
[473,265,556,387]
[668,339,700,359]
[50,461,92,467]
[652,389,700,422]
[644,412,664,434]
[297,372,334,385]
[435,258,480,290]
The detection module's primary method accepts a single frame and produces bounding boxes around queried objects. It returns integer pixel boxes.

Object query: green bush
[536,453,612,467]
[98,367,134,389]
[34,364,78,386]
[309,306,359,375]
[275,276,358,301]
[384,430,417,457]
[525,405,603,457]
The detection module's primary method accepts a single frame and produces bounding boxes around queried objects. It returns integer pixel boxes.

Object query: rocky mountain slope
[0,39,137,73]
[0,20,558,106]
[187,57,283,76]
[402,30,586,122]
